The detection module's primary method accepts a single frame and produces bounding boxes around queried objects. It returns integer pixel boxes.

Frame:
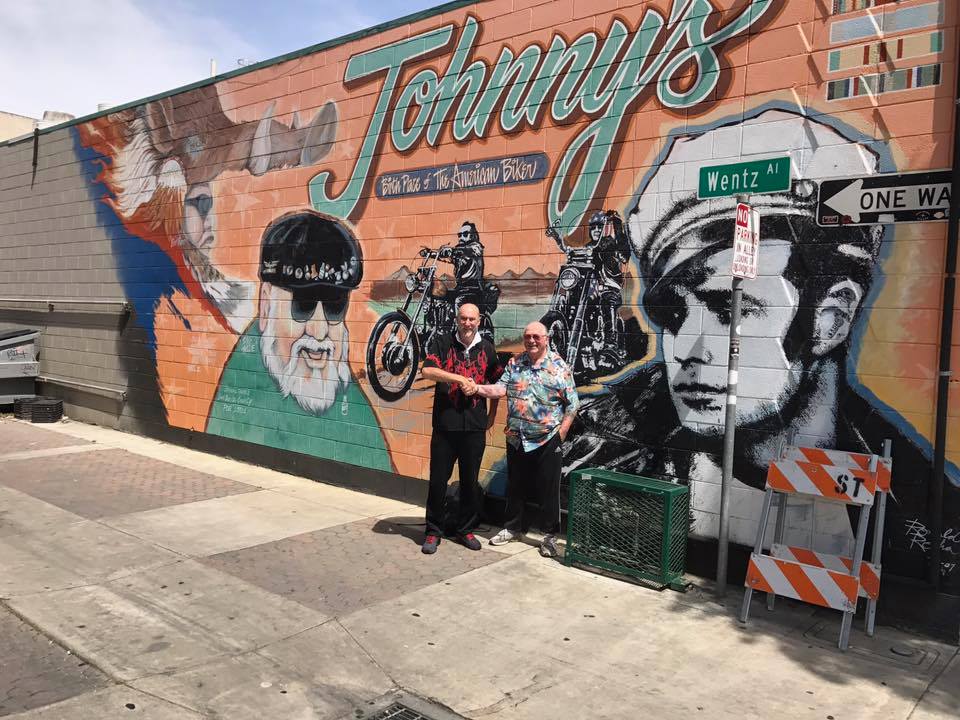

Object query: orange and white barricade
[770,545,882,601]
[739,441,892,650]
[777,441,892,636]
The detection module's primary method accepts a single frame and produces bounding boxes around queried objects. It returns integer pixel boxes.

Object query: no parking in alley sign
[732,202,760,279]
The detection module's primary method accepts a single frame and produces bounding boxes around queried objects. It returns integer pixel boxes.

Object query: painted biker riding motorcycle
[541,211,629,381]
[365,244,499,401]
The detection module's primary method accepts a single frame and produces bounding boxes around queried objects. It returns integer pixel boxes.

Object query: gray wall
[0,128,141,428]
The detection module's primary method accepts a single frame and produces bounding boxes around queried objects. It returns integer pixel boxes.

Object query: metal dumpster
[0,328,40,404]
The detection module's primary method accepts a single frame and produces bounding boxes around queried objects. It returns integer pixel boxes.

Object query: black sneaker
[458,533,481,551]
[422,535,440,554]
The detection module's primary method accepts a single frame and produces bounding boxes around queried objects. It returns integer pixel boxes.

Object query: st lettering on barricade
[739,442,893,651]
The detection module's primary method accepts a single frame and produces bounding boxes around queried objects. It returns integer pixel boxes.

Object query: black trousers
[426,429,486,536]
[503,433,562,535]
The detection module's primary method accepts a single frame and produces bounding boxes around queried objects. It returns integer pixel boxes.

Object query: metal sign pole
[717,276,743,596]
[717,193,751,597]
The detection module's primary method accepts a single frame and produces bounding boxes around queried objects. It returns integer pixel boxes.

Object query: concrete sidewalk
[0,416,957,719]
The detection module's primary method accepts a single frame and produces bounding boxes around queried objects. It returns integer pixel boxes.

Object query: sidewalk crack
[336,618,402,690]
[467,673,560,717]
[906,648,960,719]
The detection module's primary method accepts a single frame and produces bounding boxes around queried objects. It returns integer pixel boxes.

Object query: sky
[2,0,445,120]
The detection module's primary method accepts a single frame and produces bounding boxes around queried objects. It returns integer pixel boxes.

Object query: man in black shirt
[420,303,504,554]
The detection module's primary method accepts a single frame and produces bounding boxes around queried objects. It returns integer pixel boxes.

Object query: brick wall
[0,0,957,592]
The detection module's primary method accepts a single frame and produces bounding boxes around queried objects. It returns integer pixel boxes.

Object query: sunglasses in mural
[65,0,959,598]
[79,85,339,335]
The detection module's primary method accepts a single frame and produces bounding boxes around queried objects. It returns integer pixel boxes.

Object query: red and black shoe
[422,535,441,554]
[458,533,481,551]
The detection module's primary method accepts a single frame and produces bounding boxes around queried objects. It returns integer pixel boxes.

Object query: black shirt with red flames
[423,332,504,432]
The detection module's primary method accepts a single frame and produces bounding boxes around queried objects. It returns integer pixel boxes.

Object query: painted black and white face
[658,239,802,435]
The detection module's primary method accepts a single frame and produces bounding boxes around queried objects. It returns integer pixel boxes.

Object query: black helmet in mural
[588,210,607,227]
[259,211,363,298]
[628,110,885,299]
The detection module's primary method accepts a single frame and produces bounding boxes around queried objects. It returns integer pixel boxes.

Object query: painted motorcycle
[365,245,499,401]
[541,219,626,381]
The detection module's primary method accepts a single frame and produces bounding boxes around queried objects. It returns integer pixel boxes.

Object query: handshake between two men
[456,376,481,397]
[419,318,581,558]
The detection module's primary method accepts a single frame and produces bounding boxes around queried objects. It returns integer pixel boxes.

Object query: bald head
[455,302,481,344]
[523,322,549,362]
[459,303,480,319]
[525,321,547,337]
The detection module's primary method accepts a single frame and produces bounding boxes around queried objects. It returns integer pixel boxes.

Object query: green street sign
[698,156,792,199]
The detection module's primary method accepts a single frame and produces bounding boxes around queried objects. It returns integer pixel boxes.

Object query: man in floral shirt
[471,321,579,557]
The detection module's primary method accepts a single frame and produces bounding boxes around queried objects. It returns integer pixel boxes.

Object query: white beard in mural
[109,118,254,333]
[260,291,351,416]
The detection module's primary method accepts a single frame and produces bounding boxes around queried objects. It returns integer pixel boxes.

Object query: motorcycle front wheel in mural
[541,310,569,361]
[366,311,421,401]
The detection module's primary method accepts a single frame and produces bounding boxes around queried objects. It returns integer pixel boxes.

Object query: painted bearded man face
[173,177,253,330]
[258,282,351,415]
[457,223,476,245]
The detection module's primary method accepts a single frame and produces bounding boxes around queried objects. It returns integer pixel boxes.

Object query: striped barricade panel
[746,553,859,612]
[766,459,876,506]
[771,544,881,600]
[782,446,891,493]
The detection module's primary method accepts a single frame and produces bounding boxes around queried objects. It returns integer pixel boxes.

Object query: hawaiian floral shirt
[497,349,579,451]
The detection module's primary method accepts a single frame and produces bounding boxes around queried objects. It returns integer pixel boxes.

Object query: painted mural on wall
[365,219,501,401]
[73,0,959,590]
[544,210,632,381]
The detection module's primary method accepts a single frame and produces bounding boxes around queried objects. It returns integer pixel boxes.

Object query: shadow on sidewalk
[607,571,959,714]
[371,515,503,547]
[371,517,426,546]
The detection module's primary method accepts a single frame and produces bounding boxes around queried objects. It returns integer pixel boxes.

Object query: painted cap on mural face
[628,109,884,291]
[588,210,607,227]
[259,211,363,299]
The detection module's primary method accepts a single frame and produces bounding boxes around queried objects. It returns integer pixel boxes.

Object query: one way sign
[816,170,951,226]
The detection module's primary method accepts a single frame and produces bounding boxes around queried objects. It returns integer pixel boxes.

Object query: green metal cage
[564,468,689,590]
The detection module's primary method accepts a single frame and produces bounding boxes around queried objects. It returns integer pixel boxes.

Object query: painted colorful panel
[66,0,959,590]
